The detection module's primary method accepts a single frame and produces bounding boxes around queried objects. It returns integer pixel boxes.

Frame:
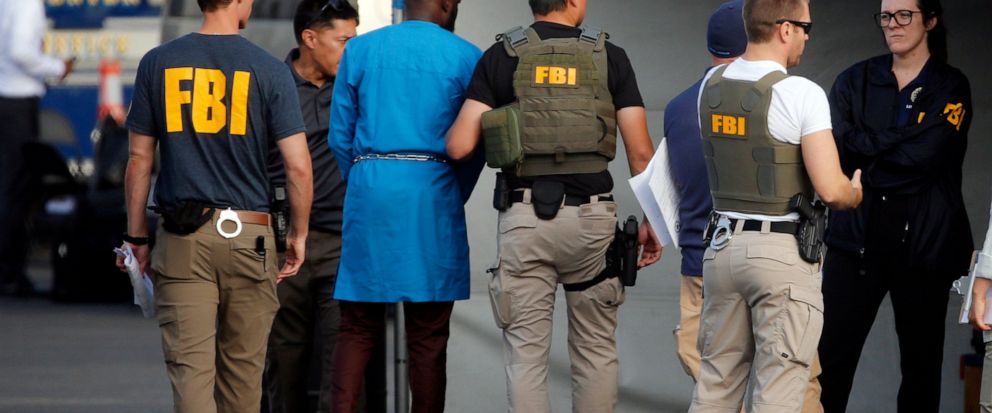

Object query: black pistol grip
[622,215,639,287]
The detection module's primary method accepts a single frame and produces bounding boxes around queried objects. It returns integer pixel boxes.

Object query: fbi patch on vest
[533,65,579,87]
[710,113,748,138]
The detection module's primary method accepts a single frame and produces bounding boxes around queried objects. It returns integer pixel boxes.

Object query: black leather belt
[509,191,613,207]
[731,219,799,235]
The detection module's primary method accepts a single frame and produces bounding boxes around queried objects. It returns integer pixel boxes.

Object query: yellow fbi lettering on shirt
[943,102,965,131]
[711,114,747,137]
[165,68,251,135]
[534,66,578,86]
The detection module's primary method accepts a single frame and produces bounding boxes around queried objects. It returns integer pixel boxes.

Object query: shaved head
[405,0,460,31]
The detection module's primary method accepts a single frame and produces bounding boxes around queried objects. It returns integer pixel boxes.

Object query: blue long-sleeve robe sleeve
[329,48,359,181]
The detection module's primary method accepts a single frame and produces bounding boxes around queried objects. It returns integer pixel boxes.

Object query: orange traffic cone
[98,59,125,124]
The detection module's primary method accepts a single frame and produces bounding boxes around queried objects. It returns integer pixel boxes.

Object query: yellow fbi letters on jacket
[164,68,251,135]
[711,114,747,137]
[534,66,578,86]
[943,102,965,131]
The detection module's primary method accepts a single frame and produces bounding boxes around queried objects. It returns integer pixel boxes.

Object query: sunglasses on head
[321,0,348,13]
[306,0,348,28]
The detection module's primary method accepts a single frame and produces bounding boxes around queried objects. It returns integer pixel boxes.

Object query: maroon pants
[331,301,454,413]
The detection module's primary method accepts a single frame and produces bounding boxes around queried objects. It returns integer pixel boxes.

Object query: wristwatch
[122,233,150,246]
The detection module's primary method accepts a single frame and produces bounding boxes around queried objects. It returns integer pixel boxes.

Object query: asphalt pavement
[0,240,977,412]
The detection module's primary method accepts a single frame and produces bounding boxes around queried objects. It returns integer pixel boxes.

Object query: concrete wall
[445,1,992,412]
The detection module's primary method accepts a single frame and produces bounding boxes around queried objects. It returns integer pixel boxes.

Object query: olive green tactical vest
[483,26,616,177]
[700,65,814,215]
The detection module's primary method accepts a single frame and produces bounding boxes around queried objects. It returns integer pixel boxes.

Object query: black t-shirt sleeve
[465,45,503,108]
[267,64,307,141]
[125,51,157,136]
[605,43,644,109]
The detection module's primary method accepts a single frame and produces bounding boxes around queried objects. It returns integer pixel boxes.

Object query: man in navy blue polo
[665,0,746,383]
[665,2,823,411]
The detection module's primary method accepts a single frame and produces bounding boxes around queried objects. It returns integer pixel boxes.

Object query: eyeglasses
[306,0,348,28]
[775,19,813,35]
[874,10,924,27]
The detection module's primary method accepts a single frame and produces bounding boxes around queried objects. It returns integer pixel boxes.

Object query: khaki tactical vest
[481,26,616,177]
[700,65,814,215]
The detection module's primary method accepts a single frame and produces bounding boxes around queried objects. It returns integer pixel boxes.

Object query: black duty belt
[731,219,799,235]
[509,191,613,207]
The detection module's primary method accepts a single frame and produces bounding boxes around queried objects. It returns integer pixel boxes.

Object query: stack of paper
[628,138,682,248]
[114,244,156,318]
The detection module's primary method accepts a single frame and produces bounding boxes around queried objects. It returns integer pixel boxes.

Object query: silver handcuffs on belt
[709,215,734,251]
[216,208,243,239]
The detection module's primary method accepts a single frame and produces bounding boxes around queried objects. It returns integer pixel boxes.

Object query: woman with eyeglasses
[817,0,973,411]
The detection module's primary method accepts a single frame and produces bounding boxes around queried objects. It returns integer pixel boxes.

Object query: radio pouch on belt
[531,180,565,220]
[482,106,524,170]
[161,201,213,235]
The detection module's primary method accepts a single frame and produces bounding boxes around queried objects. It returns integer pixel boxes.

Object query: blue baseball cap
[707,0,747,58]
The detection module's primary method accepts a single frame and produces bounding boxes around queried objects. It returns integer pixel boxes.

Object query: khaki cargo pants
[676,275,824,413]
[151,212,279,413]
[488,193,623,413]
[690,223,823,413]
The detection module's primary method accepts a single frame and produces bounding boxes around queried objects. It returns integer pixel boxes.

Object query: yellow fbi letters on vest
[710,113,747,137]
[164,68,251,135]
[534,66,579,86]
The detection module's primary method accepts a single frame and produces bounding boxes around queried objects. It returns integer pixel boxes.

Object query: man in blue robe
[327,0,482,411]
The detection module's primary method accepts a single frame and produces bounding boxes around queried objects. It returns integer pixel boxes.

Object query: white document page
[114,244,156,318]
[628,138,682,247]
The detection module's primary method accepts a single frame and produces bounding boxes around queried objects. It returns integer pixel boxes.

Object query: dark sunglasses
[775,19,813,35]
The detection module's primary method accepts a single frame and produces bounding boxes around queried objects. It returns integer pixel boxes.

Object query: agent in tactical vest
[701,66,814,216]
[688,0,863,412]
[481,25,616,177]
[446,0,660,411]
